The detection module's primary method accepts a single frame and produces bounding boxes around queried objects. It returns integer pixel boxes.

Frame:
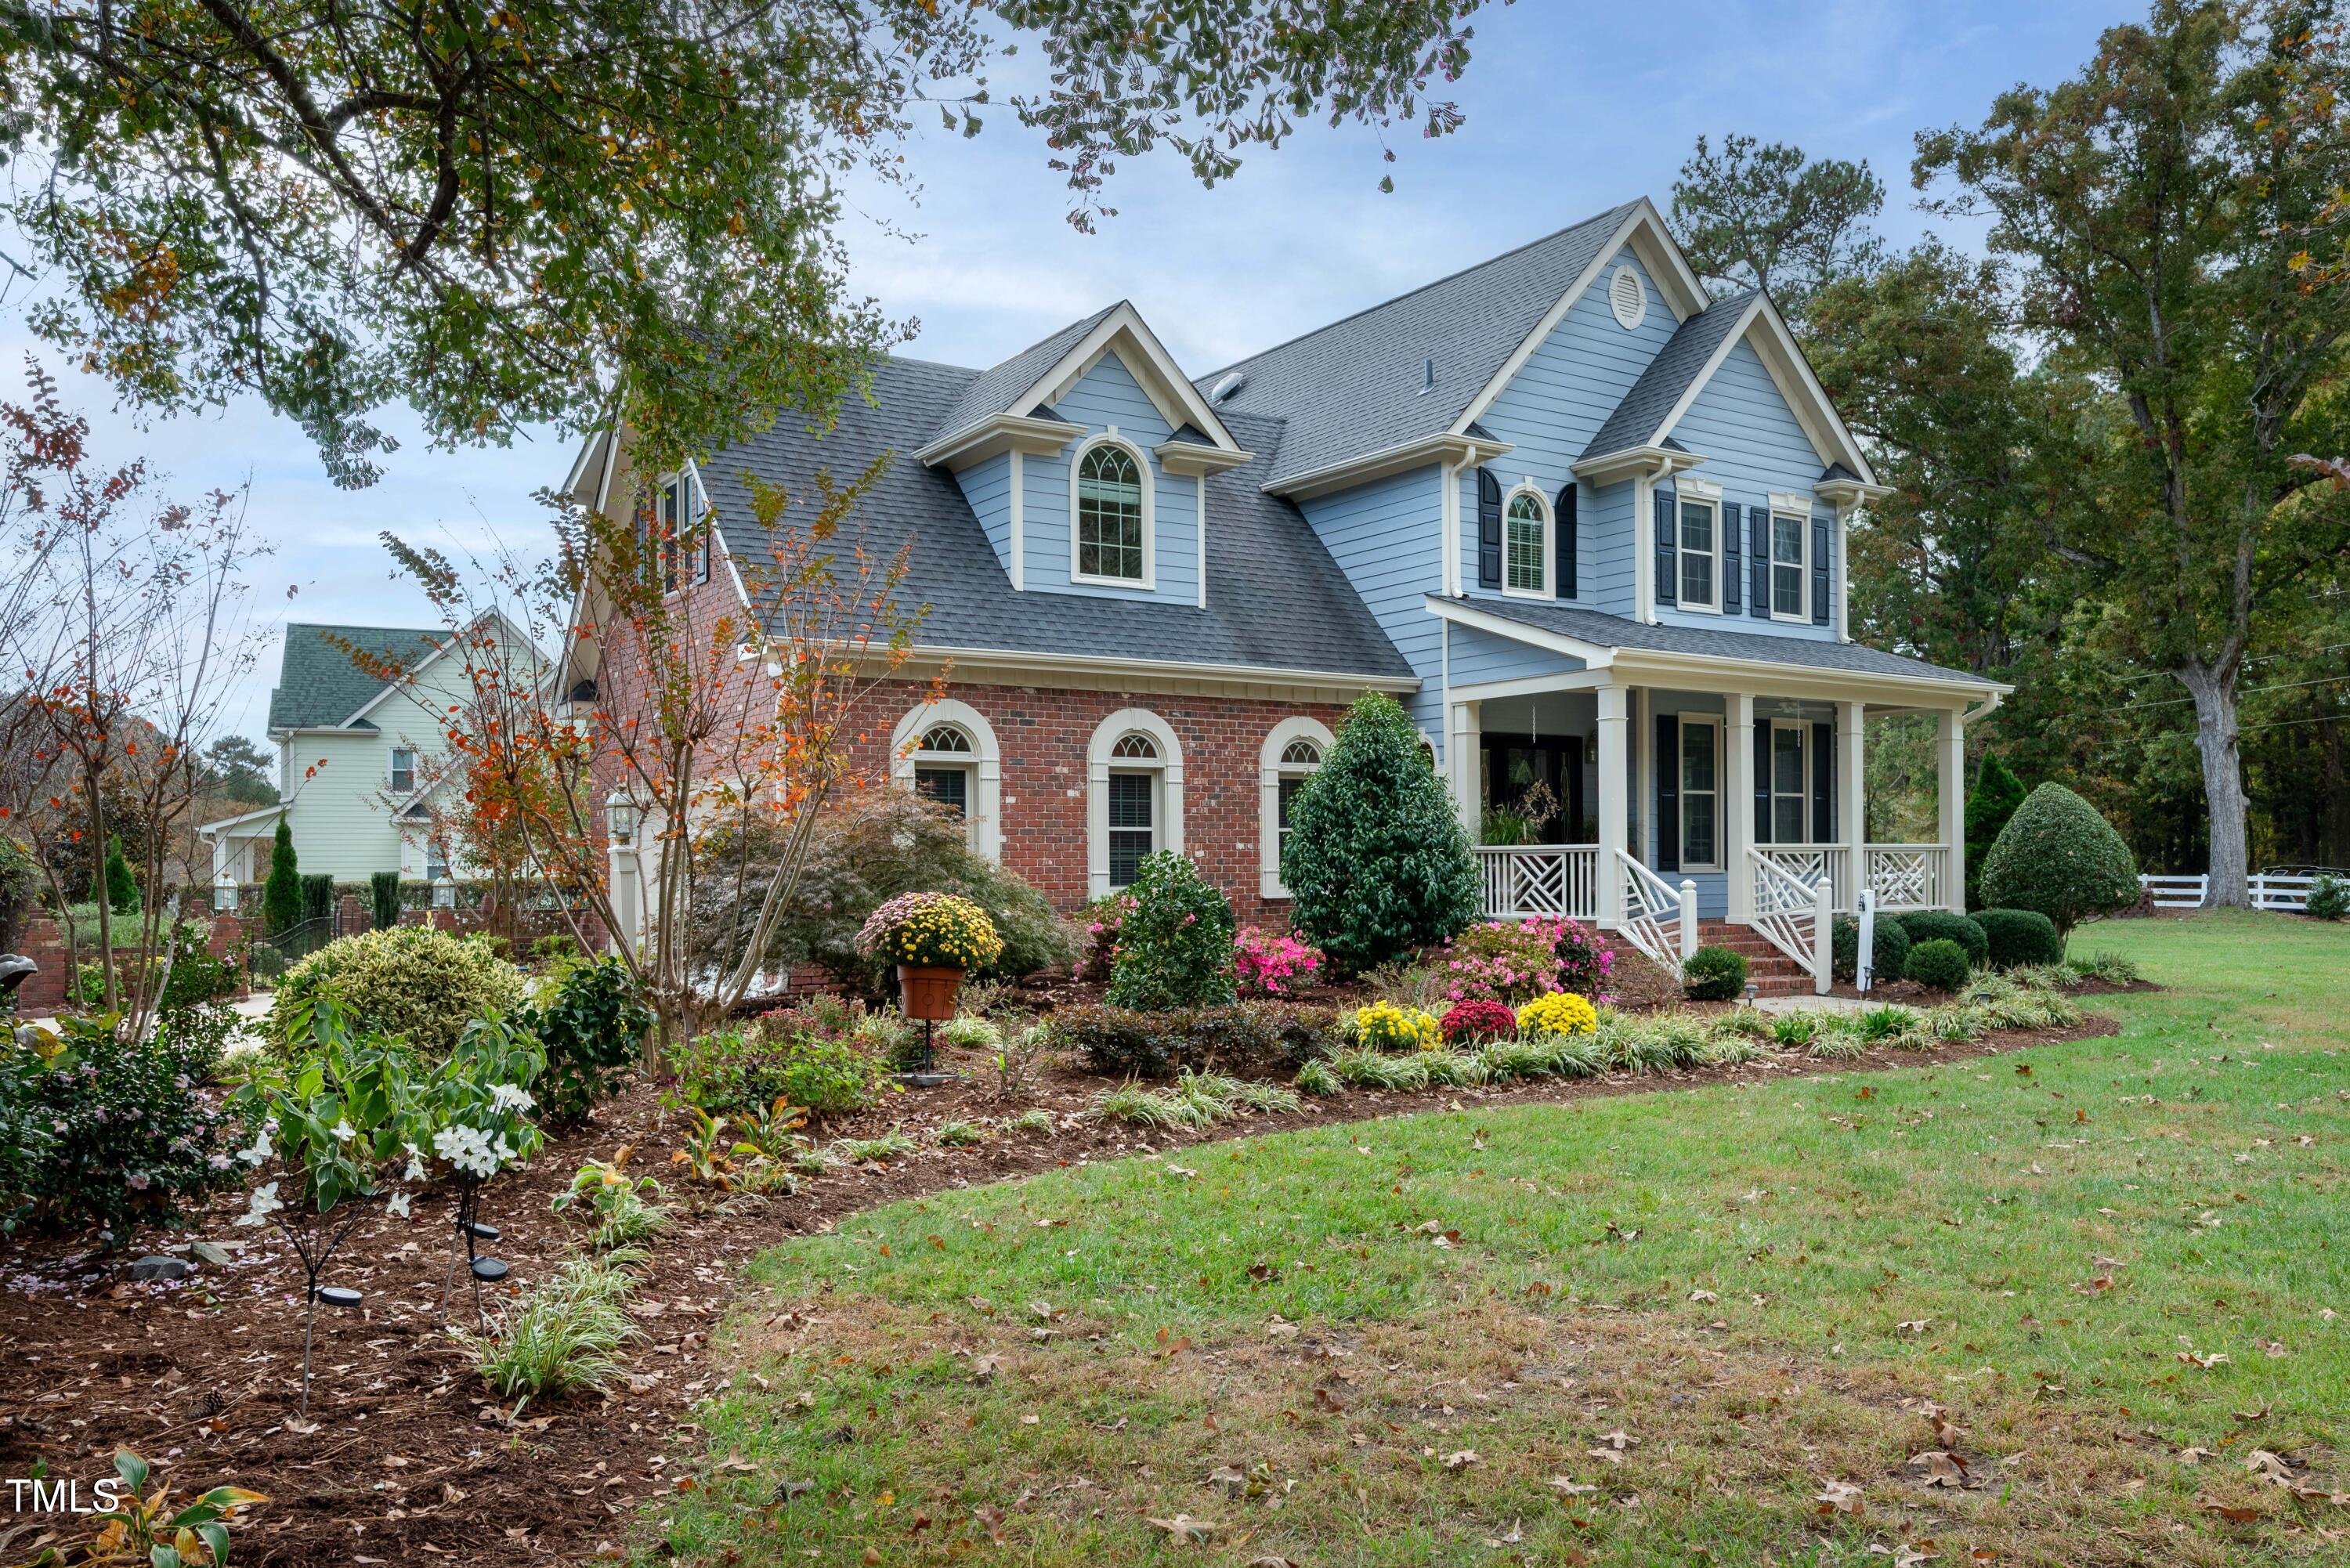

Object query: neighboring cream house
[199,616,544,883]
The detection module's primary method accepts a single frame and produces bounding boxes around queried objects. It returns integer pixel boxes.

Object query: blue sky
[0,0,2139,740]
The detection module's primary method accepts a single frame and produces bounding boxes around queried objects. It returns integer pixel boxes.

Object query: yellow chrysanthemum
[1517,992,1597,1037]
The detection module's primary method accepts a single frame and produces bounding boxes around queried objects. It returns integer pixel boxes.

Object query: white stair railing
[1615,850,1696,977]
[1748,847,1834,995]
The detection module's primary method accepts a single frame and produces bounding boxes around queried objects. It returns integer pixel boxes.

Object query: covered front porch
[1430,600,2005,988]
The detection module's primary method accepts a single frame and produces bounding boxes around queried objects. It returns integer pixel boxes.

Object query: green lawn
[656,912,2348,1566]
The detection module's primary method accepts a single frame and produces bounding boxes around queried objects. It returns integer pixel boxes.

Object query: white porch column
[1595,683,1628,927]
[1838,700,1866,911]
[1726,692,1754,922]
[1938,707,1966,912]
[1448,700,1481,836]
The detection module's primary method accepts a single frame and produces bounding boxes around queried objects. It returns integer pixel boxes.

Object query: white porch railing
[1748,847,1833,994]
[1476,844,1600,920]
[1757,844,1838,892]
[1617,849,1697,977]
[1864,844,1948,912]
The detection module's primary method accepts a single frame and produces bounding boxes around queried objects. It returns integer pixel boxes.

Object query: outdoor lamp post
[606,793,638,845]
[213,868,237,913]
[432,873,456,911]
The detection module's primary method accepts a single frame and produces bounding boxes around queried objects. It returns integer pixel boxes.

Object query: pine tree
[262,816,302,934]
[102,833,139,915]
[1963,753,2025,910]
[1282,692,1480,975]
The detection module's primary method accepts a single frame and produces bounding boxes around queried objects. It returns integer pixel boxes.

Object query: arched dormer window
[1259,717,1336,899]
[889,701,1004,862]
[1070,433,1153,588]
[1503,483,1551,598]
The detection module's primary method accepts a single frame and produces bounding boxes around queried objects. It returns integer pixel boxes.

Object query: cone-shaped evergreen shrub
[1979,782,2138,937]
[102,834,139,915]
[1282,693,1479,975]
[1963,753,2026,909]
[261,817,302,934]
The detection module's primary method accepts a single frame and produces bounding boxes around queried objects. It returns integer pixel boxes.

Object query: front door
[1480,733,1587,844]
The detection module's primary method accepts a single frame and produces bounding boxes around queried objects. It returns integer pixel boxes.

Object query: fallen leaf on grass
[2177,1350,2229,1369]
[1896,1319,1931,1336]
[1549,1477,1599,1496]
[1148,1514,1218,1543]
[2177,1447,2218,1464]
[1689,1288,1718,1303]
[1906,1451,1976,1490]
[1441,1451,1480,1469]
[1814,1480,1864,1516]
[2200,1502,2264,1523]
[2245,1450,2297,1484]
[971,1355,1004,1382]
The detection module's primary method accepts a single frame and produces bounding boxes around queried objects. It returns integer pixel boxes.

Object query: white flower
[401,1143,426,1183]
[432,1125,503,1180]
[488,1083,536,1116]
[385,1190,411,1219]
[237,1126,273,1167]
[330,1119,356,1143]
[233,1182,284,1227]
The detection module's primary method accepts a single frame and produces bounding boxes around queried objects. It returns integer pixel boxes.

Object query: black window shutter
[1654,489,1676,608]
[1722,503,1742,612]
[1749,508,1770,618]
[1812,720,1835,844]
[1655,713,1680,873]
[1753,721,1772,844]
[1810,515,1831,626]
[1556,482,1577,599]
[1476,469,1502,590]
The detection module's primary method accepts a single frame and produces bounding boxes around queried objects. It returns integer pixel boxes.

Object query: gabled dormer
[916,302,1251,607]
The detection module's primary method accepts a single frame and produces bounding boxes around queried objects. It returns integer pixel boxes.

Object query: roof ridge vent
[1209,370,1246,403]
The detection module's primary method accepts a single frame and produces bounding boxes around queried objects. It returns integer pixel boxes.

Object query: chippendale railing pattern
[1863,844,1946,912]
[1747,847,1830,992]
[1616,849,1693,978]
[1475,845,1599,921]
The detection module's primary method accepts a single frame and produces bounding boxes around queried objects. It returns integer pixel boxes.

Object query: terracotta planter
[897,963,965,1022]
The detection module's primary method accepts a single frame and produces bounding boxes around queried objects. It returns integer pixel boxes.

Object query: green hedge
[1681,945,1748,1002]
[1976,908,2063,968]
[1979,783,2138,935]
[1831,915,1910,985]
[1905,938,1972,993]
[1054,1002,1339,1079]
[1897,910,1987,966]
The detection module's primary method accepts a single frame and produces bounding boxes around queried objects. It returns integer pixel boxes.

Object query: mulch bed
[0,1004,2121,1567]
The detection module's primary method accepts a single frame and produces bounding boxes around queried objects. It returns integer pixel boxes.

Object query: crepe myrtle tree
[2,1,1496,486]
[363,464,930,1067]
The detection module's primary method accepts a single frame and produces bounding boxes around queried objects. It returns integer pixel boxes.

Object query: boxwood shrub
[1831,914,1911,985]
[1056,1002,1338,1079]
[1979,782,2139,935]
[1905,938,1972,993]
[1681,945,1749,1001]
[1976,908,2063,968]
[1897,910,1987,966]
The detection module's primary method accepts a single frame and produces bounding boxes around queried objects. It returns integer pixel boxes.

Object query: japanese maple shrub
[1106,851,1236,1010]
[1282,692,1480,975]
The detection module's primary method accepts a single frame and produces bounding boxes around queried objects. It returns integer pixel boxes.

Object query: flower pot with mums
[855,893,1003,1078]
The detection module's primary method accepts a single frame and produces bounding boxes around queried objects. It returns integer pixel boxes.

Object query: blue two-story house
[562,197,2005,988]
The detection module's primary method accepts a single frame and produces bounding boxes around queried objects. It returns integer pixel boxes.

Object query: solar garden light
[279,1201,372,1418]
[439,1176,510,1328]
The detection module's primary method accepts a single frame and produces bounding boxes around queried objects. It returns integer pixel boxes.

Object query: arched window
[1504,486,1549,596]
[1071,435,1152,587]
[1088,709,1184,897]
[890,702,1004,862]
[1259,717,1336,900]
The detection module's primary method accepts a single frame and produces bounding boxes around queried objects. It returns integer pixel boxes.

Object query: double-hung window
[1075,442,1148,584]
[1106,732,1160,887]
[1678,496,1719,610]
[1679,717,1720,868]
[1770,508,1808,620]
[389,746,415,793]
[1503,488,1549,595]
[1769,721,1810,844]
[912,724,976,846]
[652,470,709,593]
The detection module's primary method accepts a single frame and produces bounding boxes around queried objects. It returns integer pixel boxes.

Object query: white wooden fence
[2139,872,2334,912]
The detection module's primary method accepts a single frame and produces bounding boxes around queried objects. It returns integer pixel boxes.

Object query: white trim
[1258,716,1336,900]
[1152,438,1253,477]
[1452,201,1708,436]
[1068,429,1156,589]
[1266,431,1513,502]
[1500,482,1553,598]
[1087,708,1185,898]
[1036,308,1245,455]
[195,803,289,840]
[1767,504,1810,623]
[1676,713,1724,872]
[1646,297,1767,451]
[388,745,417,794]
[1440,458,1463,598]
[1423,595,1619,667]
[903,641,1421,693]
[562,431,609,505]
[1741,294,1879,486]
[1670,489,1724,616]
[891,699,1003,864]
[916,411,1085,472]
[1633,470,1655,622]
[1008,449,1026,591]
[339,608,545,728]
[1570,443,1708,487]
[1195,471,1208,610]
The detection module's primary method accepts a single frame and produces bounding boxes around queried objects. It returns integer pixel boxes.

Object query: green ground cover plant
[657,913,2350,1567]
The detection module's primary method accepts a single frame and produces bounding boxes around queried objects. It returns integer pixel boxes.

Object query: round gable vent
[1608,266,1647,331]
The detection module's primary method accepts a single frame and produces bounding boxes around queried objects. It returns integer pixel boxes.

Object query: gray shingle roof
[700,357,1413,681]
[1433,596,1999,687]
[1580,292,1755,461]
[925,303,1121,449]
[1198,203,1642,489]
[269,623,450,730]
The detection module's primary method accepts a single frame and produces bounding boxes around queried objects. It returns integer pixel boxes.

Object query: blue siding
[1659,339,1838,641]
[1299,466,1445,739]
[1584,479,1636,616]
[1445,622,1584,687]
[953,452,1013,573]
[1019,351,1200,603]
[1464,246,1677,612]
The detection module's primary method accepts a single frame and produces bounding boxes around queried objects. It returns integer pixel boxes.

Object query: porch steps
[1693,920,1815,997]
